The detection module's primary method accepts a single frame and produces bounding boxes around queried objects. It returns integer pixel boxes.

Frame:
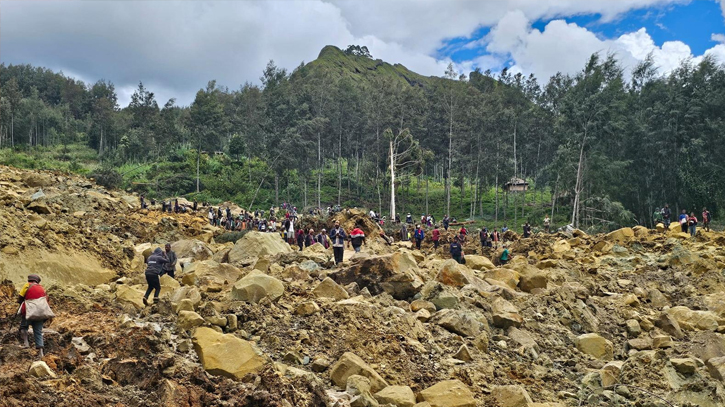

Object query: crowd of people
[653,204,712,237]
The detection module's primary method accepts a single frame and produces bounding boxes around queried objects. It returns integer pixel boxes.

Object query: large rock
[485,268,520,290]
[313,277,349,300]
[330,252,423,300]
[0,249,116,288]
[192,327,266,379]
[22,172,53,187]
[605,227,634,243]
[169,286,202,307]
[230,270,285,303]
[667,306,718,331]
[436,260,479,288]
[464,255,495,271]
[330,352,389,393]
[433,309,483,337]
[177,311,205,330]
[419,380,475,407]
[181,260,242,287]
[492,385,532,407]
[491,297,523,329]
[552,239,571,253]
[171,239,213,261]
[576,333,613,361]
[28,361,57,379]
[374,385,416,407]
[115,284,146,310]
[228,232,292,264]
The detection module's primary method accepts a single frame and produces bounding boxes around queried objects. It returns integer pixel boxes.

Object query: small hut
[503,177,529,193]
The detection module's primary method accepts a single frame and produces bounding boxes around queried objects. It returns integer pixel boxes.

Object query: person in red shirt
[17,274,48,357]
[458,226,467,244]
[431,225,441,249]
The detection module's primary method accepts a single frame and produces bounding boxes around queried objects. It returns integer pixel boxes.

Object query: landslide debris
[2,166,725,406]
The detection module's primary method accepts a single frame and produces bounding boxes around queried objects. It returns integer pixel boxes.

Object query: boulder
[295,301,320,316]
[230,270,285,303]
[433,309,483,337]
[492,385,532,407]
[330,252,423,300]
[374,385,416,407]
[667,306,718,331]
[491,297,524,329]
[484,268,520,290]
[464,255,495,271]
[192,327,266,379]
[605,227,634,243]
[115,285,146,310]
[346,374,372,396]
[656,313,684,339]
[410,299,436,313]
[330,352,389,393]
[576,333,613,361]
[23,172,53,187]
[313,277,350,300]
[28,361,57,379]
[419,380,475,407]
[632,225,649,237]
[0,249,117,288]
[228,232,292,264]
[177,311,205,330]
[171,239,213,261]
[600,361,624,387]
[552,239,571,253]
[707,356,725,381]
[181,260,242,287]
[671,358,697,375]
[27,201,52,215]
[169,286,202,307]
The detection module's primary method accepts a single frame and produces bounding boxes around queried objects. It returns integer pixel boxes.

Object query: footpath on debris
[2,165,725,407]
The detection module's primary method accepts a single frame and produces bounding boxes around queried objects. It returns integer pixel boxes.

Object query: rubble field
[2,165,725,407]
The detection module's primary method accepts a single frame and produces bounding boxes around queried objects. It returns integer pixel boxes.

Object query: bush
[215,230,249,244]
[91,167,123,189]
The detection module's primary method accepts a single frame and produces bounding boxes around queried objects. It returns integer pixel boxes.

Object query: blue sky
[439,0,725,75]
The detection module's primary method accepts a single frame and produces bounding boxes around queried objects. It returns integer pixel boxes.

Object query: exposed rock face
[330,252,423,299]
[192,327,266,379]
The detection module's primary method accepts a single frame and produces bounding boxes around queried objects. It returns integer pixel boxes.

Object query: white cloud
[714,33,725,43]
[482,11,725,81]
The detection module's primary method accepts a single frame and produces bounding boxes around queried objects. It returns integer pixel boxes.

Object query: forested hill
[1,46,725,232]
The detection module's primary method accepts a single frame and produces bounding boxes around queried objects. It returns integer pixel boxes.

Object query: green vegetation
[2,47,725,233]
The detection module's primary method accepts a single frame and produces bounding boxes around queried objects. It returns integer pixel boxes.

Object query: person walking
[296,228,305,251]
[679,209,688,233]
[543,216,551,233]
[350,225,366,253]
[652,208,663,228]
[661,204,672,231]
[450,236,464,264]
[414,225,425,250]
[702,207,711,232]
[432,225,440,249]
[522,222,532,238]
[500,246,510,265]
[143,248,168,306]
[17,274,52,358]
[492,229,500,248]
[163,243,177,278]
[400,223,408,241]
[688,212,698,237]
[443,215,450,231]
[329,220,347,264]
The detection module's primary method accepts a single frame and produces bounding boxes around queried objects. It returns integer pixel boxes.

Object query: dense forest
[1,45,724,231]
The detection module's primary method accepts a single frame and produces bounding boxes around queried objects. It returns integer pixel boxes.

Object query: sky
[1,0,724,107]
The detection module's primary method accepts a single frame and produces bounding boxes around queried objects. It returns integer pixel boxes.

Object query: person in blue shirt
[679,209,688,233]
[413,225,425,250]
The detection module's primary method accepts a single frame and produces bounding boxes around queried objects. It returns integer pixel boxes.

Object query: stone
[453,345,473,362]
[410,299,436,313]
[172,239,213,261]
[605,227,634,243]
[28,361,57,379]
[177,311,205,330]
[625,319,641,337]
[492,385,532,407]
[313,277,350,300]
[192,327,266,379]
[295,301,320,316]
[576,333,614,361]
[507,327,537,349]
[464,255,496,271]
[330,252,424,300]
[518,270,548,293]
[653,335,673,349]
[169,286,202,307]
[419,380,475,407]
[415,308,432,322]
[351,391,380,407]
[374,385,416,407]
[346,374,372,396]
[226,314,238,331]
[667,306,718,331]
[655,313,684,339]
[181,260,242,287]
[227,231,292,264]
[27,201,52,214]
[436,260,477,288]
[206,315,227,327]
[671,358,697,375]
[23,172,53,187]
[491,297,524,329]
[485,268,520,290]
[600,361,624,387]
[115,284,146,310]
[330,352,389,393]
[174,299,195,313]
[706,356,725,381]
[552,239,571,253]
[433,309,482,337]
[230,270,285,303]
[627,337,652,351]
[692,332,725,362]
[311,357,331,372]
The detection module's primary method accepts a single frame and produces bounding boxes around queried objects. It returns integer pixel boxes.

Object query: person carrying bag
[17,274,53,358]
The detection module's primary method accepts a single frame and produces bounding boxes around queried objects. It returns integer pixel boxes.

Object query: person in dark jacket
[143,248,168,306]
[329,220,347,264]
[413,225,425,250]
[305,229,317,247]
[450,236,464,264]
[163,243,177,278]
[296,229,305,251]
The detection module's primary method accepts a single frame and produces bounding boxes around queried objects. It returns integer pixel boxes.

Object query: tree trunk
[447,109,452,217]
[389,140,396,222]
[425,173,429,216]
[274,173,279,205]
[571,132,587,228]
[196,140,201,193]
